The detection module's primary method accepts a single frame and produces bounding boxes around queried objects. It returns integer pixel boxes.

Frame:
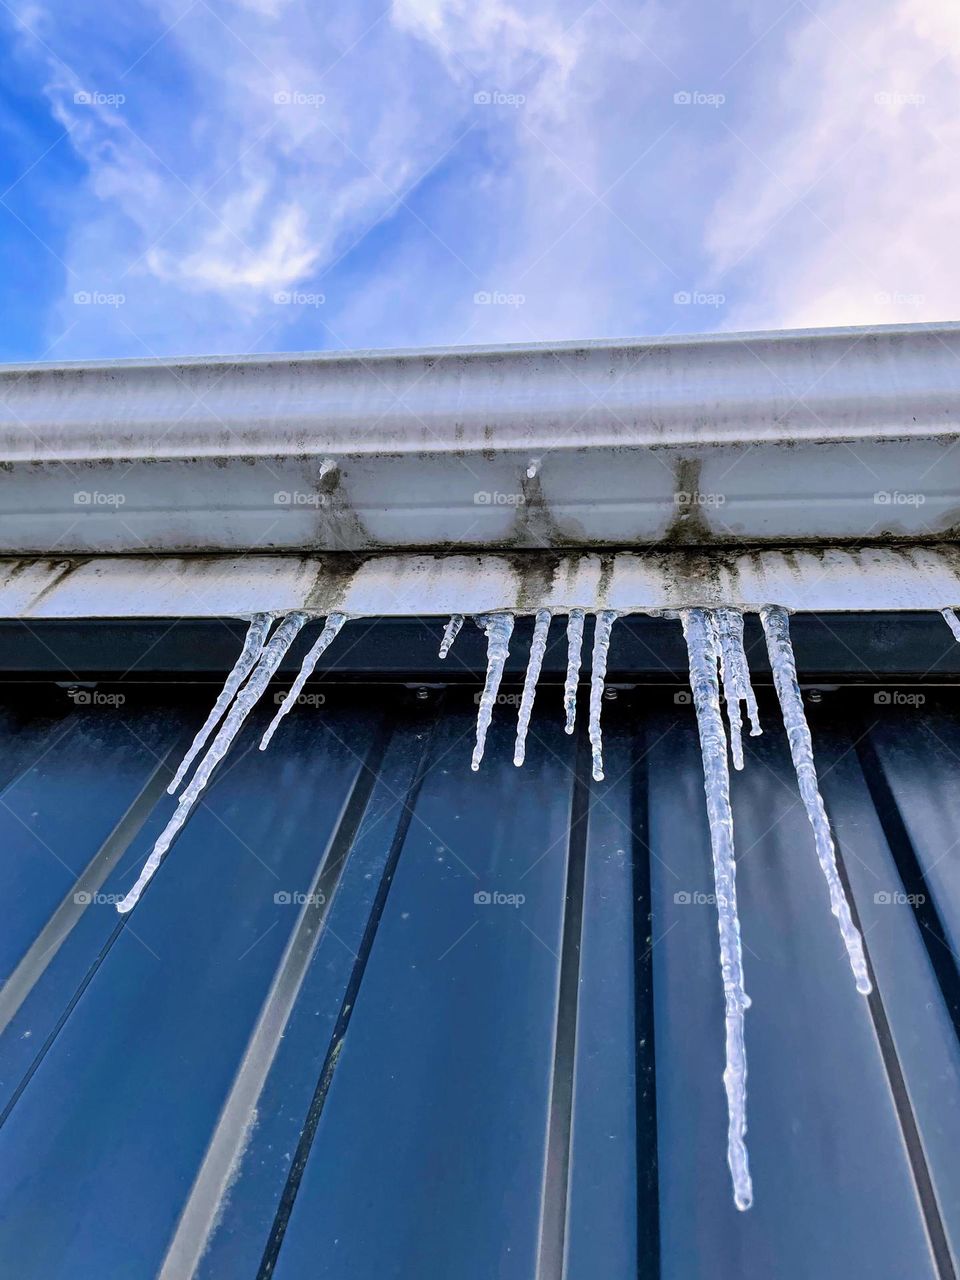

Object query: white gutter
[1,322,958,554]
[3,545,959,618]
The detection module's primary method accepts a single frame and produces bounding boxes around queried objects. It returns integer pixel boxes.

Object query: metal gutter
[3,545,960,618]
[1,322,959,554]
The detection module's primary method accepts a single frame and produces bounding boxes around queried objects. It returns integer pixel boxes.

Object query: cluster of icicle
[115,602,960,1212]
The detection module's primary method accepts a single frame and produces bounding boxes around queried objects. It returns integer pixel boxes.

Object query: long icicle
[472,612,514,771]
[942,607,960,643]
[514,609,551,767]
[439,614,464,659]
[259,613,347,751]
[588,610,617,782]
[563,608,585,734]
[760,604,871,995]
[681,608,753,1211]
[167,614,273,795]
[715,607,762,771]
[116,611,310,914]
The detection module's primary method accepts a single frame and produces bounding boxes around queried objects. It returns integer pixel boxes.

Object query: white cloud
[707,0,960,329]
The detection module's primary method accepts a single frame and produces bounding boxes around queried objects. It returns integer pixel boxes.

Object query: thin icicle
[514,609,551,767]
[715,608,762,771]
[117,612,310,915]
[259,613,347,751]
[563,608,585,734]
[439,614,464,659]
[167,614,274,796]
[760,605,871,996]
[681,608,753,1211]
[588,610,617,782]
[471,612,514,771]
[942,607,960,643]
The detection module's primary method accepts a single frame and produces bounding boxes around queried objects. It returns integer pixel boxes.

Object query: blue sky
[0,0,954,361]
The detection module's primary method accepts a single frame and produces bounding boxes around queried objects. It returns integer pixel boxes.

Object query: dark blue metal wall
[0,620,959,1279]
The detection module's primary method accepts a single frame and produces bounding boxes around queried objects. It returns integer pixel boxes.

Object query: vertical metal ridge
[535,723,591,1280]
[256,705,441,1280]
[854,731,960,1039]
[159,721,392,1280]
[630,721,661,1278]
[0,737,184,1038]
[831,741,957,1280]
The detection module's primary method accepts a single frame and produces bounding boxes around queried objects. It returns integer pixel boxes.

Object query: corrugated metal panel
[0,648,959,1278]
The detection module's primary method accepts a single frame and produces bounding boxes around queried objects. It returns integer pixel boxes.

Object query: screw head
[416,687,429,701]
[603,686,618,701]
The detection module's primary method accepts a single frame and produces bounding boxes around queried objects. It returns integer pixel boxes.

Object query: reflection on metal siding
[0,678,958,1279]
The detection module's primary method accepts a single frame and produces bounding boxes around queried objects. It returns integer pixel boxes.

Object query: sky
[0,0,956,362]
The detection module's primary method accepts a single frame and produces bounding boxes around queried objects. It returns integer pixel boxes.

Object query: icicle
[259,613,347,751]
[681,608,753,1211]
[439,614,464,659]
[167,614,273,796]
[588,611,617,782]
[116,612,310,915]
[514,609,551,767]
[563,608,585,734]
[715,608,762,771]
[471,612,514,771]
[942,607,960,643]
[760,605,871,996]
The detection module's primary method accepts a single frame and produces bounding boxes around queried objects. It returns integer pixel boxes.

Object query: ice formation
[760,605,871,995]
[439,615,464,659]
[681,608,753,1211]
[715,606,762,771]
[588,611,617,782]
[514,609,551,767]
[116,612,310,913]
[259,614,347,751]
[167,613,273,796]
[563,609,585,734]
[471,612,514,771]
